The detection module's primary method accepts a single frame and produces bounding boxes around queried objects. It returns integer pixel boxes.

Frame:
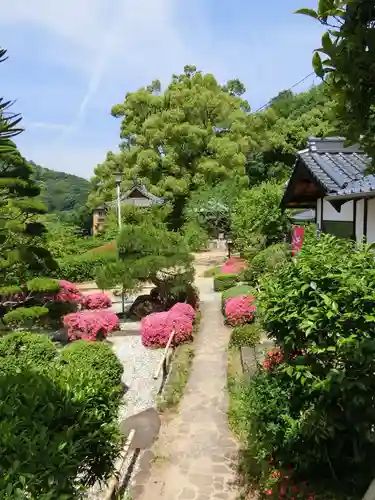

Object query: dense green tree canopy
[31,162,91,214]
[90,66,256,211]
[297,1,375,162]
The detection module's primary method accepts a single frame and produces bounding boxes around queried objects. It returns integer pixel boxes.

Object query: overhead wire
[255,71,316,113]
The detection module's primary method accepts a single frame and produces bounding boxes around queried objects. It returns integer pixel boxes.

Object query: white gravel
[108,332,164,421]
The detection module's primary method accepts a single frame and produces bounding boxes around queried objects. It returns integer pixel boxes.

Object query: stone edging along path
[131,276,239,500]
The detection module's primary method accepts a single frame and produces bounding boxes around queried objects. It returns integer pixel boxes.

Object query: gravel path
[108,334,163,421]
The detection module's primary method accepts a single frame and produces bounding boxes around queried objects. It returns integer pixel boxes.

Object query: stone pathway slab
[133,277,239,500]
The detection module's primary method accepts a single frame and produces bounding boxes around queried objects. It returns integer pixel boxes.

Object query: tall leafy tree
[296,1,375,162]
[90,65,257,224]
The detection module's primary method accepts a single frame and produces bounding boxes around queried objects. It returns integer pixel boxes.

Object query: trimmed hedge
[54,251,117,283]
[213,273,238,292]
[0,332,123,498]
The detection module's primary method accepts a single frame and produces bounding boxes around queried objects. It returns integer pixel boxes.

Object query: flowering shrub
[224,295,256,326]
[63,310,119,341]
[220,257,247,275]
[54,280,83,304]
[169,302,196,321]
[82,292,111,310]
[263,347,283,371]
[141,305,194,348]
[263,465,315,499]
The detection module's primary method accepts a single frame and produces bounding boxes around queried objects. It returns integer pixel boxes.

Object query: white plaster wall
[367,198,375,244]
[355,199,365,243]
[323,198,353,221]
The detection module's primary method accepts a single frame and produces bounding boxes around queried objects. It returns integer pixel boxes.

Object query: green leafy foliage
[184,179,246,237]
[90,66,256,223]
[222,284,256,303]
[231,182,290,253]
[213,273,239,292]
[3,306,49,327]
[229,322,263,349]
[297,1,375,164]
[31,161,91,214]
[0,332,123,498]
[0,332,57,371]
[255,233,375,495]
[60,340,124,407]
[55,251,117,283]
[43,217,103,259]
[181,221,209,252]
[97,219,194,309]
[242,243,291,285]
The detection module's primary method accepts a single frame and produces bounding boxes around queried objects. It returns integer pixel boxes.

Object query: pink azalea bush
[224,295,256,326]
[54,280,83,304]
[141,303,195,348]
[220,257,247,275]
[169,302,196,321]
[63,310,119,341]
[82,292,112,310]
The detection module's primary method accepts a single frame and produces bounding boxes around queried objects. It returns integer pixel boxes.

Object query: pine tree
[0,48,58,328]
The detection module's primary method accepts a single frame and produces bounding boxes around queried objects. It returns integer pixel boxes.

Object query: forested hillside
[30,161,91,214]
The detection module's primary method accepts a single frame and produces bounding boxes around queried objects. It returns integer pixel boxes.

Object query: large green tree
[296,1,375,162]
[90,66,256,224]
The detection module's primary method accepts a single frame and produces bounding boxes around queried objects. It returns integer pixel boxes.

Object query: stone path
[134,276,239,500]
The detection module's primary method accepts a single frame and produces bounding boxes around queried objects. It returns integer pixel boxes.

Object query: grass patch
[157,312,201,413]
[203,265,221,277]
[156,343,195,413]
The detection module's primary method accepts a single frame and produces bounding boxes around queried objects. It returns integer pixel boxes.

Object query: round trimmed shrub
[225,295,256,326]
[82,292,112,310]
[169,302,196,321]
[0,332,57,372]
[63,310,119,341]
[213,273,239,292]
[60,340,123,388]
[0,332,122,498]
[141,309,193,348]
[222,284,256,309]
[220,257,247,274]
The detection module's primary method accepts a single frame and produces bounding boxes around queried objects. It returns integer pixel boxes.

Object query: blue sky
[1,0,323,179]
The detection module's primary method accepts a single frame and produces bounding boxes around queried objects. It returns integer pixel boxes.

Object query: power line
[255,71,316,113]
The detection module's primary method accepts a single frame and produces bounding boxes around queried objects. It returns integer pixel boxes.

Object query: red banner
[291,225,305,256]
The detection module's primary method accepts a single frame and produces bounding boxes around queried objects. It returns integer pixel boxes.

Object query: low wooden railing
[153,329,176,394]
[103,429,136,500]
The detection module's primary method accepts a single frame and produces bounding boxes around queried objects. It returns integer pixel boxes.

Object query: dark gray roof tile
[297,138,370,192]
[333,175,375,197]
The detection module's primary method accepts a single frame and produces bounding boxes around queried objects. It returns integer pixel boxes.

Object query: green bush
[0,332,123,498]
[55,251,117,283]
[255,234,375,495]
[242,243,291,284]
[231,182,290,253]
[60,340,124,398]
[2,306,49,327]
[0,332,57,372]
[230,322,263,348]
[213,273,239,292]
[181,221,209,252]
[222,284,256,302]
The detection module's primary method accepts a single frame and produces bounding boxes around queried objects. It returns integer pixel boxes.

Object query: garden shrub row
[54,250,117,283]
[213,273,238,292]
[233,233,375,498]
[0,332,123,498]
[241,242,291,285]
